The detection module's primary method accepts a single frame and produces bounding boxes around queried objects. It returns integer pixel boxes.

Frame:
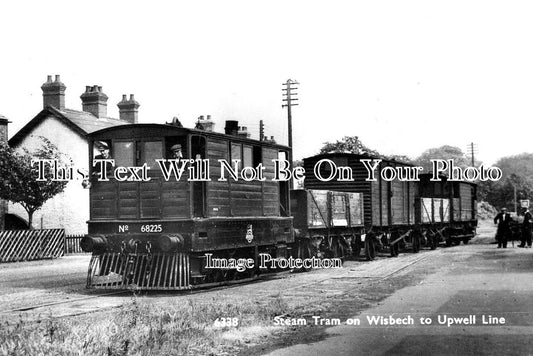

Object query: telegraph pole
[466,142,478,166]
[282,79,299,150]
[282,79,299,189]
[259,120,265,141]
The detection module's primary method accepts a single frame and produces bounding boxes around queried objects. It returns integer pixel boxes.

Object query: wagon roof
[88,123,291,150]
[303,152,415,166]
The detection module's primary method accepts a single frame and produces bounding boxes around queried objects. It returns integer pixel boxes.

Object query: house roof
[9,106,126,147]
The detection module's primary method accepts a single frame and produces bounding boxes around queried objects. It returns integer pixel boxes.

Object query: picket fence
[0,229,65,262]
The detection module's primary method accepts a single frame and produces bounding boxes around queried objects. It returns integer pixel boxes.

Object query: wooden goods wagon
[418,174,477,246]
[302,153,421,258]
[290,189,364,259]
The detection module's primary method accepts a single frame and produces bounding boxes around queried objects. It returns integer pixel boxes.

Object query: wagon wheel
[365,236,376,261]
[390,242,399,257]
[331,238,345,261]
[429,233,438,250]
[462,238,470,245]
[352,237,362,259]
[297,239,312,259]
[297,239,313,271]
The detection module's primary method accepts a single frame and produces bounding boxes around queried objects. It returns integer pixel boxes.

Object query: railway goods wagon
[302,153,421,259]
[418,174,477,246]
[290,189,364,260]
[81,122,293,290]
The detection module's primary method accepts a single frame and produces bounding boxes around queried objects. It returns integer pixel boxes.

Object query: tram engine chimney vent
[224,120,239,136]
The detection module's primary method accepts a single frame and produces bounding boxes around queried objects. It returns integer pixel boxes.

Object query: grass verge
[0,294,292,355]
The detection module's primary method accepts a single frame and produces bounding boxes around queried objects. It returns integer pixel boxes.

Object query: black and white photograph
[1,1,533,355]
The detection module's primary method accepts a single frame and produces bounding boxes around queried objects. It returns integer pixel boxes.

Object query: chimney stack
[117,94,140,123]
[41,74,66,110]
[196,114,215,132]
[237,126,250,138]
[80,85,108,118]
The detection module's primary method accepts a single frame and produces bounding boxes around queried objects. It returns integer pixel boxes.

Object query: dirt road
[265,222,533,355]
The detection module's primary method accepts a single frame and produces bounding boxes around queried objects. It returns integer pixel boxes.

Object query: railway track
[0,248,439,322]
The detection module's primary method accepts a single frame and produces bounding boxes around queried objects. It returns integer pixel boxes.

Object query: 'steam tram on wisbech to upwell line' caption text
[81,118,477,290]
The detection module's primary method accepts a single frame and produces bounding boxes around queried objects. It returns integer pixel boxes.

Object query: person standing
[494,207,512,248]
[519,207,532,248]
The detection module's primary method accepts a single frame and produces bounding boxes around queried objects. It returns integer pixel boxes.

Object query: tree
[414,145,478,172]
[319,136,380,156]
[479,153,533,210]
[318,136,415,163]
[0,137,68,229]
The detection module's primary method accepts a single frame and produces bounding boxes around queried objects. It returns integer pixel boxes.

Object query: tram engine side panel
[82,123,293,290]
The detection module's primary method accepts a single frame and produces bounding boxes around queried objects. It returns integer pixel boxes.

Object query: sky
[1,1,533,165]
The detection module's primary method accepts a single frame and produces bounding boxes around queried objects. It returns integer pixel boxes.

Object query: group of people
[494,207,532,248]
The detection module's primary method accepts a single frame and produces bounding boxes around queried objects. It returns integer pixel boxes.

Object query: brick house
[7,75,139,234]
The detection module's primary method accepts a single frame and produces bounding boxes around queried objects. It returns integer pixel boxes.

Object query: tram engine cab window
[191,135,207,217]
[91,140,115,180]
[230,143,262,170]
[113,141,135,167]
[278,150,290,217]
[165,137,187,159]
[94,140,112,159]
[140,141,163,167]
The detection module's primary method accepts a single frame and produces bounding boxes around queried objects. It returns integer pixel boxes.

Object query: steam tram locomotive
[82,121,293,290]
[81,122,477,290]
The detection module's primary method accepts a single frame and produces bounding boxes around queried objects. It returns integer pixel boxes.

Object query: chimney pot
[42,75,66,109]
[81,85,108,118]
[117,93,140,123]
[55,75,61,82]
